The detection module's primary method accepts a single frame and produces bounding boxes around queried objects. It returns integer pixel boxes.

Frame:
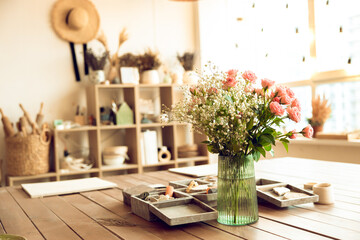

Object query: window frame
[284,0,360,102]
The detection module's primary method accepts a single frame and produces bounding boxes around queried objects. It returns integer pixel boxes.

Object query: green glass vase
[217,154,259,225]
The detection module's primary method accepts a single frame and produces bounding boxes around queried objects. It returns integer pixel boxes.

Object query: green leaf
[247,118,254,131]
[225,95,233,103]
[281,141,289,152]
[252,151,261,162]
[263,127,275,135]
[264,145,272,151]
[256,147,266,158]
[258,134,275,146]
[201,140,210,144]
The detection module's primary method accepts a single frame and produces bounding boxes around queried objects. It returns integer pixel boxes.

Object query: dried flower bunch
[138,49,161,73]
[118,53,140,67]
[163,63,313,160]
[309,95,331,126]
[85,49,108,71]
[177,52,195,71]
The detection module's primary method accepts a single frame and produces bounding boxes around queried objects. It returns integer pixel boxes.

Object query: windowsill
[289,137,360,147]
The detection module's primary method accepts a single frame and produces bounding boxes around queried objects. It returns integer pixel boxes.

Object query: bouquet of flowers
[164,64,313,161]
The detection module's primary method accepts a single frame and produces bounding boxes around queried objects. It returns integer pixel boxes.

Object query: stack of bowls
[103,146,128,166]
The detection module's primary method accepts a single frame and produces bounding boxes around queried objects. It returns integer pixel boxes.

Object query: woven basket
[5,130,50,176]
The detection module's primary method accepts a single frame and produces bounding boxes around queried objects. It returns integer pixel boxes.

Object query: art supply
[283,192,309,200]
[273,187,290,196]
[19,117,28,137]
[19,104,39,134]
[0,108,15,137]
[165,185,174,197]
[186,180,199,193]
[313,183,334,204]
[206,187,217,194]
[36,102,44,126]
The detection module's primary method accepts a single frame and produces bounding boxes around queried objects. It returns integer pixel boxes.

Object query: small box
[130,190,191,221]
[149,198,218,226]
[256,183,319,207]
[74,115,86,125]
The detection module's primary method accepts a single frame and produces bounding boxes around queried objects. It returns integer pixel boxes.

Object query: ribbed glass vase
[217,154,259,225]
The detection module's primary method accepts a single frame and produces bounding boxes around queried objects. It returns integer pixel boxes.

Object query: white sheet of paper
[22,177,117,198]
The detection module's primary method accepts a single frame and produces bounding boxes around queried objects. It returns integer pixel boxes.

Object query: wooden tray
[130,190,191,221]
[256,183,318,207]
[256,178,282,186]
[149,198,218,226]
[169,179,211,189]
[176,187,217,207]
[123,184,166,206]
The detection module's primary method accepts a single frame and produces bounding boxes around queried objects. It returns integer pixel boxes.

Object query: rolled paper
[165,185,174,197]
[206,187,217,194]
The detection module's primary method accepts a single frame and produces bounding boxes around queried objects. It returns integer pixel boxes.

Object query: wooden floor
[0,157,359,239]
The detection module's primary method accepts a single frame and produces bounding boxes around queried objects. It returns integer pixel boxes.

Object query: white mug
[313,183,334,204]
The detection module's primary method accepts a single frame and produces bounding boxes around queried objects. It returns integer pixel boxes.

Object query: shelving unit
[7,84,209,186]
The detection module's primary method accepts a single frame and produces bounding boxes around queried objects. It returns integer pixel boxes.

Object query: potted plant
[308,95,331,137]
[138,49,161,84]
[85,49,108,84]
[118,53,141,84]
[163,64,313,226]
[177,52,197,84]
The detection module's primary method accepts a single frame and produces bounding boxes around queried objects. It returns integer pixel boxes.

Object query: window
[198,0,360,133]
[315,0,360,72]
[316,80,360,132]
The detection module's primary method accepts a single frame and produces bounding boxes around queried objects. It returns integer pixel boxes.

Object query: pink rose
[261,78,275,89]
[275,85,287,97]
[287,107,301,123]
[302,124,314,138]
[286,87,295,98]
[289,130,297,139]
[255,88,264,96]
[291,98,301,111]
[223,77,237,88]
[227,69,238,78]
[280,95,292,105]
[242,70,257,84]
[270,102,285,116]
[273,97,280,103]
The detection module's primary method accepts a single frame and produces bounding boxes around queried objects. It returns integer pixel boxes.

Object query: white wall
[0,0,197,181]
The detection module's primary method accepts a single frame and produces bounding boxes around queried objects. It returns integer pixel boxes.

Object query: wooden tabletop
[0,157,359,240]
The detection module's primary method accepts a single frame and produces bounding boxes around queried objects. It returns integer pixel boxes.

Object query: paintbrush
[0,108,15,137]
[36,102,44,126]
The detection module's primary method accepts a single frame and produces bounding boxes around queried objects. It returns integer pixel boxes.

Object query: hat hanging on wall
[51,0,100,81]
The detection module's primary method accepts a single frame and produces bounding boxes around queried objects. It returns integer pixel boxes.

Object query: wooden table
[0,157,359,240]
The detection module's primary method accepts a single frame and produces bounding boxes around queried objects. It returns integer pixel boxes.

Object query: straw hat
[51,0,100,44]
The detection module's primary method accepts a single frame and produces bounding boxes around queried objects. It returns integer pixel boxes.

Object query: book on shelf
[141,130,158,165]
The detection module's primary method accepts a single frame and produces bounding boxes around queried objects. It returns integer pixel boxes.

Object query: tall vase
[217,155,258,225]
